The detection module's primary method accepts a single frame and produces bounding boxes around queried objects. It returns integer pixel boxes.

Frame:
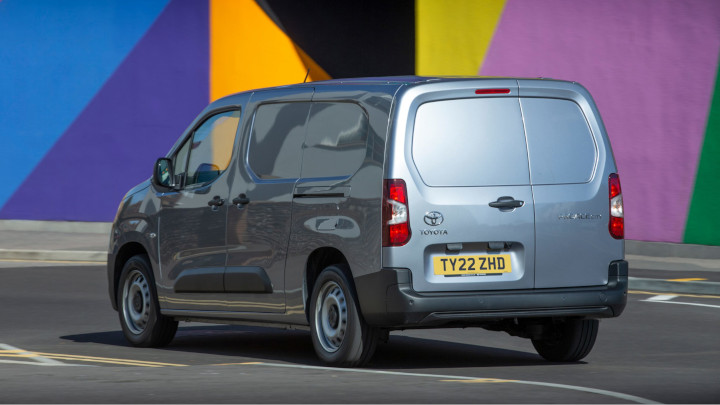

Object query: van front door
[156,109,241,311]
[225,89,314,313]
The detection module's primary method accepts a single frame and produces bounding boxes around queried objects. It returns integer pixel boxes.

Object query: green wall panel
[685,58,720,245]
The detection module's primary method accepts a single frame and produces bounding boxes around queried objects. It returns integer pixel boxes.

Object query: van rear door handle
[489,197,524,209]
[232,194,250,208]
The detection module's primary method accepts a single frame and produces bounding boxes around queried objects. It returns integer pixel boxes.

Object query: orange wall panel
[210,0,321,101]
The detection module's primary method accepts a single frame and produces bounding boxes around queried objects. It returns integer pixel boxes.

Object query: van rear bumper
[355,260,628,328]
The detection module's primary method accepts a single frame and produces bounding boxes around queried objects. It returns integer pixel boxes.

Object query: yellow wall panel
[210,0,325,101]
[416,0,506,76]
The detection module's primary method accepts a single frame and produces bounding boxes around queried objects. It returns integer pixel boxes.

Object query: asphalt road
[1,262,718,403]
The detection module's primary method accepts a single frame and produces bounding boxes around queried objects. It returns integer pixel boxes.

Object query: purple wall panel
[481,0,720,242]
[1,0,209,222]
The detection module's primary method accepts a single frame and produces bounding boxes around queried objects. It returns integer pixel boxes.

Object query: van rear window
[521,98,597,184]
[412,98,530,187]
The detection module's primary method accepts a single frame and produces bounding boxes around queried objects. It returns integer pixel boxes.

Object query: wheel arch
[303,247,350,321]
[111,242,150,311]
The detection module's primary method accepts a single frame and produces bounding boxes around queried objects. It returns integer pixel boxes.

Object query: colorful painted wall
[1,0,719,246]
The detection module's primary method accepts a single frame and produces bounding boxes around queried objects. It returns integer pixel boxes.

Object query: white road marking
[230,361,657,404]
[642,300,720,309]
[0,344,65,366]
[0,359,66,366]
[644,295,677,302]
[514,380,657,403]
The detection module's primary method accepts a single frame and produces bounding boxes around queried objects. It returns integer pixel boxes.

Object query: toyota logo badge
[424,211,444,226]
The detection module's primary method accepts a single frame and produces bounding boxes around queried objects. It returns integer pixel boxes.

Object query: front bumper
[355,260,628,328]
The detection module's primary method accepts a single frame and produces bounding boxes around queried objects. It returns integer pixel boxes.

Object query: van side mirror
[154,158,177,189]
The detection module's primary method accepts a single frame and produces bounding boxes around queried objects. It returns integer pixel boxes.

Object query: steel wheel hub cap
[122,269,151,335]
[315,280,348,353]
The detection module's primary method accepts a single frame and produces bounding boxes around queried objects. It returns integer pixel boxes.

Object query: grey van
[108,76,627,366]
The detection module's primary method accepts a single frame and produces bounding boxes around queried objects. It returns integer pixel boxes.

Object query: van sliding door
[225,88,313,313]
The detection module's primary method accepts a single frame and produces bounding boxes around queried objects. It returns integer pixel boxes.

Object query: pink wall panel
[481,0,720,242]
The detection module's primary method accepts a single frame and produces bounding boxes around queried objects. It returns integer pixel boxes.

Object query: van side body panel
[284,84,400,324]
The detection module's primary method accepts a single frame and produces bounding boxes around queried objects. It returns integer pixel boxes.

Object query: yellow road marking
[32,352,187,367]
[0,353,36,358]
[0,344,65,365]
[666,278,707,282]
[629,290,720,299]
[0,350,187,368]
[40,356,167,367]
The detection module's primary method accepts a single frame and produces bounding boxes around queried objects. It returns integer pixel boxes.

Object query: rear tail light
[609,173,624,239]
[382,179,411,247]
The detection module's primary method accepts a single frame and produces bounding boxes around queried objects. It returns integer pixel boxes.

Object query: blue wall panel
[0,0,209,221]
[0,0,169,210]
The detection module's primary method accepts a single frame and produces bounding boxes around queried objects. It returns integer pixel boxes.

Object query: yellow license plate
[433,254,512,276]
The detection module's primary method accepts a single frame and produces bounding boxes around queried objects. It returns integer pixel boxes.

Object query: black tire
[117,254,178,347]
[309,264,379,367]
[532,319,599,362]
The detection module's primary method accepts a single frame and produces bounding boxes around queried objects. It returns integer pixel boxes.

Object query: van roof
[310,75,567,86]
[211,76,576,107]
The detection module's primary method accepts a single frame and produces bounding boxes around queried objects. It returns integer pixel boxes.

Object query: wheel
[532,319,599,362]
[309,264,379,367]
[117,254,177,347]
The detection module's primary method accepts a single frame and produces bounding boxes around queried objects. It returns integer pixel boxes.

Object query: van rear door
[518,81,619,288]
[400,83,536,293]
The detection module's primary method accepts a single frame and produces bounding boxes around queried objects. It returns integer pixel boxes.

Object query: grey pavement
[0,220,718,295]
[0,220,109,262]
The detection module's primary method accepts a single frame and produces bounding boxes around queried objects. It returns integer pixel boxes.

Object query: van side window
[172,139,191,187]
[521,98,597,184]
[302,102,368,179]
[412,98,530,187]
[248,102,311,180]
[183,109,241,187]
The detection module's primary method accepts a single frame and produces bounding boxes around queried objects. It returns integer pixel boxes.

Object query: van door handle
[208,196,225,207]
[232,194,250,208]
[489,197,524,209]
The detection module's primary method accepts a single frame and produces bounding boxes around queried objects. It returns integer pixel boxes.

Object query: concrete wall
[1,0,719,246]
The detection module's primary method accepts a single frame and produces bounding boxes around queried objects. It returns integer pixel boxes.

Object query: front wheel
[532,319,599,362]
[309,265,379,367]
[117,254,177,347]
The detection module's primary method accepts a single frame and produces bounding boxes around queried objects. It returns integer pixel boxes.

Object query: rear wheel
[309,265,379,367]
[532,318,599,362]
[117,254,177,347]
